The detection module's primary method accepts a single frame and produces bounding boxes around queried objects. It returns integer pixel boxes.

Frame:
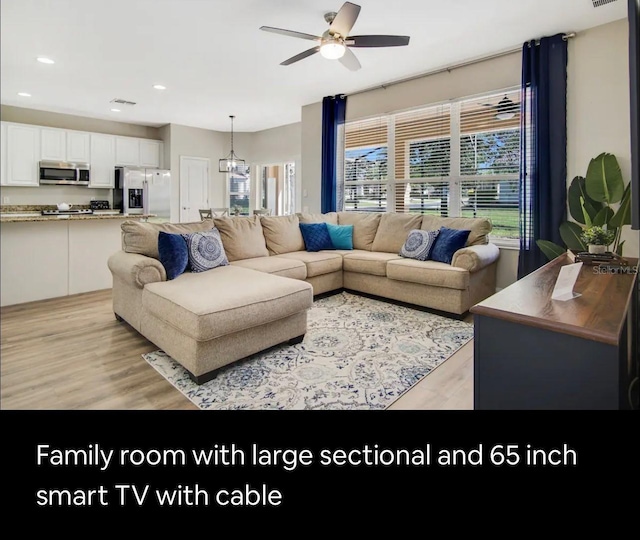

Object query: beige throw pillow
[297,212,339,224]
[121,219,214,260]
[260,215,305,255]
[213,215,269,261]
[421,215,492,246]
[372,213,423,253]
[337,212,381,251]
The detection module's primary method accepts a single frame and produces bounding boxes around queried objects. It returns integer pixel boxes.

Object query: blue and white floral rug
[143,292,473,410]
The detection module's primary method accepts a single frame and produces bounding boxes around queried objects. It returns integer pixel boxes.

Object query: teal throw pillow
[299,222,335,251]
[326,223,353,250]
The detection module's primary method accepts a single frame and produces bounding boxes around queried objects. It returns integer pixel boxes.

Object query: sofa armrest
[452,243,500,273]
[108,251,167,289]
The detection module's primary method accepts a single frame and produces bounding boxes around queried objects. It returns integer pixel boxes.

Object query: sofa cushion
[342,252,403,276]
[122,219,214,260]
[143,266,312,342]
[158,231,189,280]
[326,223,353,250]
[386,259,469,290]
[212,215,269,262]
[299,222,335,252]
[297,212,339,224]
[230,256,306,280]
[181,228,229,273]
[337,212,381,251]
[429,227,471,264]
[421,215,491,246]
[372,213,423,253]
[260,215,305,255]
[275,251,343,278]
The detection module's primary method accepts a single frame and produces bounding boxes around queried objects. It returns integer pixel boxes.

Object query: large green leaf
[592,206,614,226]
[585,152,624,204]
[536,240,566,261]
[609,183,632,228]
[568,176,601,223]
[580,197,592,228]
[559,221,586,251]
[616,241,625,256]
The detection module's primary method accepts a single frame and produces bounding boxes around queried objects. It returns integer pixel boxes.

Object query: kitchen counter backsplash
[1,204,92,213]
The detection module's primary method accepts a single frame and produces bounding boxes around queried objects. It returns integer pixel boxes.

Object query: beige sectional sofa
[108,211,499,383]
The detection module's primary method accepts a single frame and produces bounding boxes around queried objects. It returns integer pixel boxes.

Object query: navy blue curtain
[321,94,347,213]
[518,34,568,278]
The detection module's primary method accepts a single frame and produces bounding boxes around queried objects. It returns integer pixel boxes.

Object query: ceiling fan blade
[339,47,361,71]
[348,35,410,47]
[260,26,320,41]
[280,47,320,66]
[329,2,361,37]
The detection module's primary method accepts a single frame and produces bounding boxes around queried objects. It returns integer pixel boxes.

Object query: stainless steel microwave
[39,161,90,186]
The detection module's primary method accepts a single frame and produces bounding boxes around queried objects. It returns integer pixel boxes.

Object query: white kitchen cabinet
[116,137,140,166]
[90,134,116,188]
[6,124,40,186]
[139,140,161,168]
[1,123,7,186]
[66,131,91,162]
[40,128,67,161]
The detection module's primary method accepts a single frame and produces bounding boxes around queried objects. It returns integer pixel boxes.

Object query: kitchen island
[0,212,158,306]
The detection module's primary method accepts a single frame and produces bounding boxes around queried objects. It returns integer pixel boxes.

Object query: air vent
[592,0,618,7]
[110,98,137,106]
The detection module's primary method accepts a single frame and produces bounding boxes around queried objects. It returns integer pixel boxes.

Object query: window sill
[490,239,520,251]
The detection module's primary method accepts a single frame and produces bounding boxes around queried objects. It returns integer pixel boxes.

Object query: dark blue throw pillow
[158,231,189,280]
[299,222,335,252]
[428,227,471,264]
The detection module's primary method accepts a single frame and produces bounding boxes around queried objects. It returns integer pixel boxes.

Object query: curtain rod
[346,32,576,97]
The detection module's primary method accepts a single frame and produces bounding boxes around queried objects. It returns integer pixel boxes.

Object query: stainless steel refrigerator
[114,167,171,222]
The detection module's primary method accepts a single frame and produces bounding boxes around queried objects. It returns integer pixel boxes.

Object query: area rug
[143,292,473,410]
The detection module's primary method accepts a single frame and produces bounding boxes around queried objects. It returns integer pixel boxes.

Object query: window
[341,89,522,245]
[228,165,250,215]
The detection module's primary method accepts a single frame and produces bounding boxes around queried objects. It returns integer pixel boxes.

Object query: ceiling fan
[480,95,520,120]
[259,1,410,71]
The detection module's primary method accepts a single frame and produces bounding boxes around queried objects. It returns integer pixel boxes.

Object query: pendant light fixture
[219,115,245,173]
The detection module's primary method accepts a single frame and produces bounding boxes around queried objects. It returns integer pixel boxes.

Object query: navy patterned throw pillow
[299,222,335,252]
[158,231,189,280]
[181,227,229,272]
[399,229,440,261]
[429,227,471,265]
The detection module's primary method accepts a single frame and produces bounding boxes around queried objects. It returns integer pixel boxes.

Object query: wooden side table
[471,254,638,410]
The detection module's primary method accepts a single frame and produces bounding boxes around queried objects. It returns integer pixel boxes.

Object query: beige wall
[567,19,638,258]
[300,18,637,288]
[0,105,161,139]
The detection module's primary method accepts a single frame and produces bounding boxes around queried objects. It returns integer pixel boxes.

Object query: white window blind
[342,88,524,243]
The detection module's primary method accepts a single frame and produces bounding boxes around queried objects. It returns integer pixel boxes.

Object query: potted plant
[537,152,632,260]
[580,226,615,254]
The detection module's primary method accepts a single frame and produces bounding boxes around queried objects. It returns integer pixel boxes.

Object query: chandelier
[218,115,245,173]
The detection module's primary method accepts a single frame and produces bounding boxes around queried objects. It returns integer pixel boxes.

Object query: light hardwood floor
[0,290,473,410]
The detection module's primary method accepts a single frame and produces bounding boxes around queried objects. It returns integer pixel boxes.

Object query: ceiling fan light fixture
[320,41,346,59]
[219,115,245,173]
[496,112,516,121]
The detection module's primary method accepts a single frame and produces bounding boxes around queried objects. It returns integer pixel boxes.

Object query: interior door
[179,156,209,222]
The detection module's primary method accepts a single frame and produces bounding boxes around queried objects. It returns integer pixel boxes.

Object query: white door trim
[179,155,210,222]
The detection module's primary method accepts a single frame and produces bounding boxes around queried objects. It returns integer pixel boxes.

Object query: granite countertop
[0,213,157,223]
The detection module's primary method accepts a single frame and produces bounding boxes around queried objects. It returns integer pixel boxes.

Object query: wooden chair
[253,208,272,216]
[199,209,212,220]
[211,208,230,217]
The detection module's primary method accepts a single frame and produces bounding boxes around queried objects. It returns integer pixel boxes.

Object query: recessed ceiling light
[110,108,121,112]
[153,84,167,90]
[17,92,32,97]
[37,57,55,64]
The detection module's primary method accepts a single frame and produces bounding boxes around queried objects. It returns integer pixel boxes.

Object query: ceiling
[0,0,627,132]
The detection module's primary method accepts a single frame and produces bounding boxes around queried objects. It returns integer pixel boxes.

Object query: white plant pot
[588,244,606,254]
